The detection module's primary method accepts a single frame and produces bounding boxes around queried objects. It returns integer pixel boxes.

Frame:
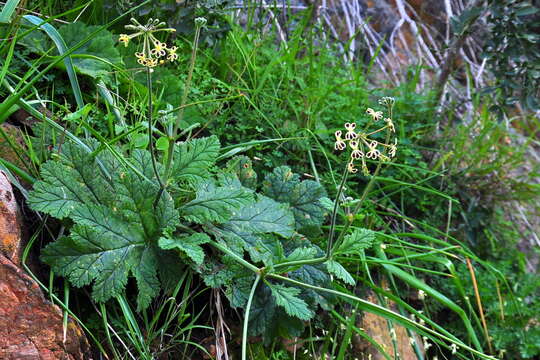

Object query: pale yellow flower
[334,130,346,151]
[151,40,167,57]
[135,52,146,65]
[349,140,364,160]
[366,108,383,121]
[167,46,178,61]
[385,118,395,132]
[389,139,397,158]
[366,141,381,159]
[344,122,357,140]
[119,34,130,47]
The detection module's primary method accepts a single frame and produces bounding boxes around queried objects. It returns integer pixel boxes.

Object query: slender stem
[267,273,494,360]
[326,165,349,258]
[146,68,165,192]
[331,105,394,253]
[242,275,261,360]
[209,240,261,273]
[162,23,203,183]
[273,256,327,270]
[466,257,493,353]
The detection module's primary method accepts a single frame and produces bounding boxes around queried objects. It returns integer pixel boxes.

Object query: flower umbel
[334,98,397,175]
[119,18,177,68]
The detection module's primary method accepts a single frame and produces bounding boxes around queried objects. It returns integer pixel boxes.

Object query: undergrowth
[0,1,538,359]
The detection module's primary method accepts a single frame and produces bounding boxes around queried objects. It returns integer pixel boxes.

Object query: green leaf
[336,228,375,255]
[221,195,295,238]
[326,260,355,285]
[516,6,539,17]
[248,284,304,343]
[284,237,336,310]
[156,136,169,151]
[225,155,258,188]
[182,180,253,224]
[42,218,146,305]
[248,284,277,336]
[158,233,210,265]
[30,141,179,310]
[27,140,114,217]
[27,161,95,218]
[286,247,317,262]
[131,246,161,310]
[276,246,318,272]
[263,166,327,231]
[268,283,314,321]
[58,22,122,82]
[212,195,295,263]
[173,136,220,183]
[245,235,284,266]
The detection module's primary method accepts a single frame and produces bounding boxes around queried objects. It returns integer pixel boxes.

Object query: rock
[0,253,92,360]
[0,170,23,264]
[0,173,91,359]
[353,291,423,359]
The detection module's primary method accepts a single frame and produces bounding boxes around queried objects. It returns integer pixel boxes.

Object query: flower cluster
[118,18,178,68]
[334,101,397,176]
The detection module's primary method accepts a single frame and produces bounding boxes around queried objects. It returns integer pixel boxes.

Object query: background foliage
[0,0,539,359]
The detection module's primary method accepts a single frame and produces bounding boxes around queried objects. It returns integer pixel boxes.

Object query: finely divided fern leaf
[336,228,375,255]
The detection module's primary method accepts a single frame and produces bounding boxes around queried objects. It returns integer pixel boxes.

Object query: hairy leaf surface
[336,228,375,255]
[29,142,179,310]
[173,136,220,183]
[268,283,314,320]
[263,166,327,231]
[182,180,253,224]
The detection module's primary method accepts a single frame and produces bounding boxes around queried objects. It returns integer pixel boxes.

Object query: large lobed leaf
[182,179,253,224]
[173,135,220,184]
[211,195,295,265]
[263,166,328,232]
[29,142,179,310]
[59,22,122,82]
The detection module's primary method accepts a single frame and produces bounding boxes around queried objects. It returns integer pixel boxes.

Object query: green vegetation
[0,0,539,359]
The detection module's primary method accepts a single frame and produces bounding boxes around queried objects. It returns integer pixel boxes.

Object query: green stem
[326,164,349,258]
[332,106,394,252]
[146,68,165,195]
[267,273,493,360]
[209,240,260,274]
[331,162,382,254]
[242,274,261,360]
[162,22,204,184]
[273,256,327,271]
